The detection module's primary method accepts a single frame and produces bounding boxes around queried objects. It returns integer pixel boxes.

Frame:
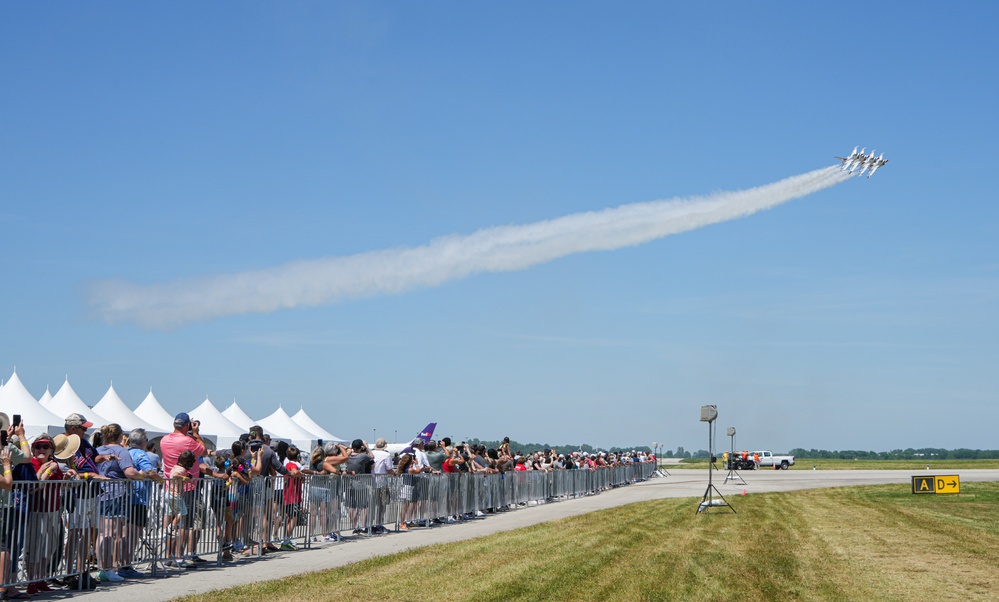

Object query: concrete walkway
[40,469,999,601]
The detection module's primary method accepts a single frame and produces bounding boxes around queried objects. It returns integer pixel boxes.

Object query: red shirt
[283,461,302,505]
[30,458,63,512]
[160,431,205,492]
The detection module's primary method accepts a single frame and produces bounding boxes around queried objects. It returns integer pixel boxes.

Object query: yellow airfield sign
[912,475,961,495]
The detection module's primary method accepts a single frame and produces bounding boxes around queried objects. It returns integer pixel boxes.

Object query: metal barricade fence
[0,462,656,588]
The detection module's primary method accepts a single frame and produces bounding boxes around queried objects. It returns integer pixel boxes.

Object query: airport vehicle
[753,450,795,470]
[836,147,888,178]
[725,452,756,471]
[382,422,437,455]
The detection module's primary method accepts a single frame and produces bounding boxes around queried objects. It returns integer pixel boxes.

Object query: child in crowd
[163,449,195,540]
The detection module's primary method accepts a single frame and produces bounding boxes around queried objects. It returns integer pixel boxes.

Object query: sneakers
[189,555,209,564]
[221,551,234,561]
[322,533,339,542]
[118,566,144,578]
[65,574,98,589]
[280,541,298,551]
[97,569,125,583]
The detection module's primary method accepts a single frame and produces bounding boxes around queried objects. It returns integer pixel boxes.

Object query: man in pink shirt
[158,413,205,568]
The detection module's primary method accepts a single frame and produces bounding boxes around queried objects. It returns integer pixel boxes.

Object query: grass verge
[173,482,999,602]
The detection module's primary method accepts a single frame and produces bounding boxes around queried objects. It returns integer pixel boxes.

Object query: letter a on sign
[912,476,935,494]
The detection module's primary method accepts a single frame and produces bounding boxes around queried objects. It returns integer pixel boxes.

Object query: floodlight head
[726,427,736,437]
[700,405,718,423]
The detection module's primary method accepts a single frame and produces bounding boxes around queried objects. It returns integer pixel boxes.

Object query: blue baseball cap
[174,412,192,428]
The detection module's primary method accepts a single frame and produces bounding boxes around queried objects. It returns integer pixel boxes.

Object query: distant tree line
[458,442,999,461]
[788,448,999,460]
[469,438,655,458]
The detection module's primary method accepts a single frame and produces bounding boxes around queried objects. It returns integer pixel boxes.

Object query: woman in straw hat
[24,435,63,595]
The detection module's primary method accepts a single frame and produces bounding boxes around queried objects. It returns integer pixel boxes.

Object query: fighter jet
[857,150,876,176]
[866,153,888,178]
[835,146,863,172]
[834,146,858,169]
[836,146,887,178]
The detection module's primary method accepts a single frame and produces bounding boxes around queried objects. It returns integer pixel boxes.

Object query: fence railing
[0,462,654,588]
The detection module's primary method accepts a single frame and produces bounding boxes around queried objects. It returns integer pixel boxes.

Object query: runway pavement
[49,468,999,601]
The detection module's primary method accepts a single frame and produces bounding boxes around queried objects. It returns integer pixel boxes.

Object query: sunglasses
[33,444,53,451]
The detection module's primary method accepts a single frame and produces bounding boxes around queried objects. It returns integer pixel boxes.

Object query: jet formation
[835,146,889,178]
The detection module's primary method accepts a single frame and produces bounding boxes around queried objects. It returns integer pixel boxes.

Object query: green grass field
[671,458,999,470]
[173,481,999,602]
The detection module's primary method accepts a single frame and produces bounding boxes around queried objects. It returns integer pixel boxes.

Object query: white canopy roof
[38,387,53,408]
[133,389,175,432]
[221,402,255,432]
[257,406,318,451]
[92,385,167,437]
[291,407,345,442]
[189,398,246,451]
[48,378,110,428]
[0,371,63,437]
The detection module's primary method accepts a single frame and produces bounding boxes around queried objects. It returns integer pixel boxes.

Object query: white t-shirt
[371,449,392,475]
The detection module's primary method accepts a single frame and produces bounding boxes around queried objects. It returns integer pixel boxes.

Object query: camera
[248,441,263,452]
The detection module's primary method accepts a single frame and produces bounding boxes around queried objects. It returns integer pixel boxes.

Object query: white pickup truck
[753,450,795,470]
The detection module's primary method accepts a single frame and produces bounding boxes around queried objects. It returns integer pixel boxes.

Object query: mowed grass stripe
[173,482,999,602]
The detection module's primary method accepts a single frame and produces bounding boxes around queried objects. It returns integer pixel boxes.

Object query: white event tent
[291,407,345,443]
[257,407,318,451]
[47,378,110,428]
[92,385,167,437]
[221,402,255,432]
[38,387,53,407]
[188,398,245,451]
[0,371,64,438]
[133,389,176,433]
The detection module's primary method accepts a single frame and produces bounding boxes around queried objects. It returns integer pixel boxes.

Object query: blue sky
[2,3,997,453]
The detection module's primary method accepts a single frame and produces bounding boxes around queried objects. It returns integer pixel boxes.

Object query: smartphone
[12,415,20,428]
[0,431,7,447]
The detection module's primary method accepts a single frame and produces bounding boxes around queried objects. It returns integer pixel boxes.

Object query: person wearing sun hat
[24,434,64,595]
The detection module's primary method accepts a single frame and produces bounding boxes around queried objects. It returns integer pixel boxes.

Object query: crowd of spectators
[0,411,655,599]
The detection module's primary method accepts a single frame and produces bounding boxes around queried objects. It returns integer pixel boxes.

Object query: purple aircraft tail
[414,422,436,444]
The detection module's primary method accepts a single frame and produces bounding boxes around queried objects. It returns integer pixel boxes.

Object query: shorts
[26,511,61,561]
[177,489,201,528]
[127,503,148,528]
[309,485,332,504]
[99,496,126,518]
[411,476,426,502]
[165,493,188,518]
[346,482,370,509]
[68,495,98,529]
[0,508,13,552]
[399,485,414,502]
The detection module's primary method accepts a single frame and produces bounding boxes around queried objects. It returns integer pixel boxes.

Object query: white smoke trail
[89,166,850,329]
